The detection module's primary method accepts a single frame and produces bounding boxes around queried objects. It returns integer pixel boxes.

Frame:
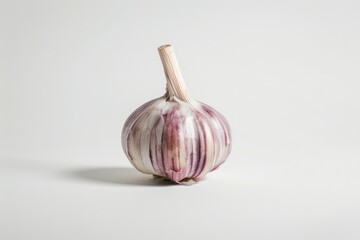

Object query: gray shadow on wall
[66,167,177,187]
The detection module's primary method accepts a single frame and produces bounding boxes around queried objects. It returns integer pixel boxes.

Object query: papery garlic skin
[122,97,231,183]
[121,45,231,184]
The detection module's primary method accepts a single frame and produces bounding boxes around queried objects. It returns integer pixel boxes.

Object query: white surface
[1,0,360,239]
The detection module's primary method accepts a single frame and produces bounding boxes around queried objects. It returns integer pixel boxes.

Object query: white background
[1,0,360,239]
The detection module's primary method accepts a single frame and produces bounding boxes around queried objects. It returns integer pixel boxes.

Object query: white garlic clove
[121,45,231,184]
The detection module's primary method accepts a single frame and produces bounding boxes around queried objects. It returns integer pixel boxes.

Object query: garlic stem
[158,45,193,103]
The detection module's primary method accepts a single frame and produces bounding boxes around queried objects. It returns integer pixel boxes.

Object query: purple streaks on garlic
[121,45,231,184]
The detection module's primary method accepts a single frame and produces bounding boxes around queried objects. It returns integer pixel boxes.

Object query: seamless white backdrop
[1,0,360,239]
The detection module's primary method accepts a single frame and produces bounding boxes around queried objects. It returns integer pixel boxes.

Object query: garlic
[121,45,231,184]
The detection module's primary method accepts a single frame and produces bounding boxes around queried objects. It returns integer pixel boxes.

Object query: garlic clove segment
[121,45,231,184]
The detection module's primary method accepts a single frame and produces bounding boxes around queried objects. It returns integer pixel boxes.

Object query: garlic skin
[121,45,231,184]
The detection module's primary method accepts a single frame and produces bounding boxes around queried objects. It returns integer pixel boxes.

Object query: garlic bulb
[121,45,231,184]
